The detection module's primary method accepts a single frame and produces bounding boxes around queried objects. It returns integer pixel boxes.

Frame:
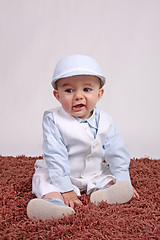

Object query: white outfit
[32,107,130,198]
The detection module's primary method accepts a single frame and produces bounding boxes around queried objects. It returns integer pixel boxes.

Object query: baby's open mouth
[73,104,85,109]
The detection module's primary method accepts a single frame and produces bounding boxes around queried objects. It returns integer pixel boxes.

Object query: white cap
[51,54,106,88]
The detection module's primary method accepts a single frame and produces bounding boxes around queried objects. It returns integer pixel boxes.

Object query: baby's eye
[84,88,92,92]
[65,88,73,93]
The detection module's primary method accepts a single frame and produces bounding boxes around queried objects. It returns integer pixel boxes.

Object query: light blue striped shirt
[42,107,131,193]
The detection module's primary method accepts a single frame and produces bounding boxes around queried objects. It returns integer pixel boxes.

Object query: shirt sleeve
[42,111,74,193]
[103,122,131,184]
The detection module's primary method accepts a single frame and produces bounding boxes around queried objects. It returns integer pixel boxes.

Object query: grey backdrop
[0,0,160,158]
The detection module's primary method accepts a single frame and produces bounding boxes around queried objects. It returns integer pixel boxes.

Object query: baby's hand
[133,187,140,199]
[62,190,83,208]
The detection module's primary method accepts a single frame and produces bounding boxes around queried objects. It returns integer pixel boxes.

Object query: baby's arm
[62,191,82,208]
[43,111,74,193]
[104,122,140,199]
[104,123,131,183]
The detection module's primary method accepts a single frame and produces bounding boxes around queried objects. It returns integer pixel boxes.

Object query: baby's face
[53,75,104,119]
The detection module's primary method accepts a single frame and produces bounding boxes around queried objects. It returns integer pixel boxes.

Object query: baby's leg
[90,181,133,205]
[28,159,75,220]
[103,180,114,188]
[43,191,64,201]
[27,191,75,221]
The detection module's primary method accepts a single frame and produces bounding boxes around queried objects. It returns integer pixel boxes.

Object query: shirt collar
[74,107,99,130]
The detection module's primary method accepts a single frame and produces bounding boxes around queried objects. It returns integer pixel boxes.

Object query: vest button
[93,142,98,149]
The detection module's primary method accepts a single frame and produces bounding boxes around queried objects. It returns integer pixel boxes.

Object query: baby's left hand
[133,187,140,199]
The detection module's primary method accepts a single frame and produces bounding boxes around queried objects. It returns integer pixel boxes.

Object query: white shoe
[90,181,133,205]
[27,199,75,221]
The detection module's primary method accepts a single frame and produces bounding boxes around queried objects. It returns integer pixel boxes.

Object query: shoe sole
[27,199,75,221]
[90,181,133,205]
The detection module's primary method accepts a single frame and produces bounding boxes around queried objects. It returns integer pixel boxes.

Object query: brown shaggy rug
[1,156,160,240]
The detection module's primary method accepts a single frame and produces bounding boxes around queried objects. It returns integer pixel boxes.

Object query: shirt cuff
[50,174,74,193]
[114,170,131,184]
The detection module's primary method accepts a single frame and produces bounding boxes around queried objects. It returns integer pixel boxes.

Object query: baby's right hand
[133,187,140,199]
[62,190,83,208]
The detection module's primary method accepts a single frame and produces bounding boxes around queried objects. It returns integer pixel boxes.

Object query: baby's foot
[27,198,75,221]
[90,181,133,205]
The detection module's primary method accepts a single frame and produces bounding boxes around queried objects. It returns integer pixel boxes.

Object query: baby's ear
[53,90,60,101]
[98,88,104,100]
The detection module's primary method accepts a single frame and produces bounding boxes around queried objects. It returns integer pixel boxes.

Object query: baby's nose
[74,91,83,100]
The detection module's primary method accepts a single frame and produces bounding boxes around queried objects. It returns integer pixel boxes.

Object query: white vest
[52,107,112,179]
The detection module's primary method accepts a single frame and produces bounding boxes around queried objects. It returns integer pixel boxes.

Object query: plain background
[0,0,160,158]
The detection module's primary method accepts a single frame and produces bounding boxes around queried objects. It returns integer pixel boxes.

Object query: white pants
[32,159,116,198]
